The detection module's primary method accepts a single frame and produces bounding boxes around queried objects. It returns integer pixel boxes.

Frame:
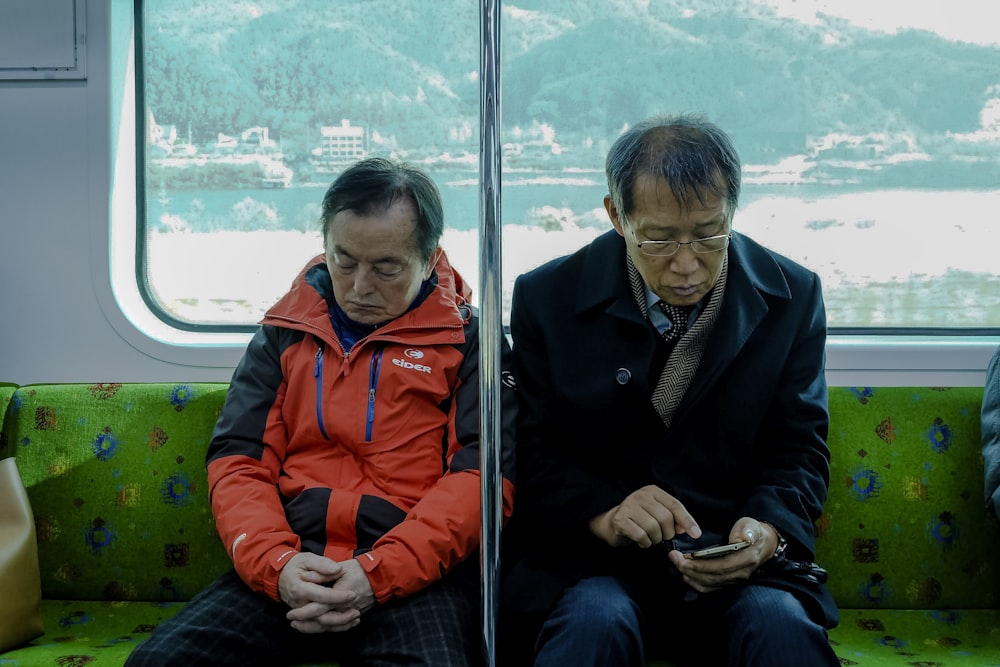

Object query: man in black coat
[501,114,840,666]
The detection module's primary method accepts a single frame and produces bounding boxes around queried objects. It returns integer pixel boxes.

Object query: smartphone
[687,540,752,559]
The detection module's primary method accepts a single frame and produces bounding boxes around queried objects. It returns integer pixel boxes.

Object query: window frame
[99,0,1000,383]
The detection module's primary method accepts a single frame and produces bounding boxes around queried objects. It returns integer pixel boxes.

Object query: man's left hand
[666,517,780,593]
[283,555,376,633]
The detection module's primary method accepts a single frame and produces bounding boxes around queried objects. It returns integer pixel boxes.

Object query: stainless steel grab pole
[478,0,502,665]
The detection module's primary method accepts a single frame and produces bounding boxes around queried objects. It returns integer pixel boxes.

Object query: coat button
[615,368,631,385]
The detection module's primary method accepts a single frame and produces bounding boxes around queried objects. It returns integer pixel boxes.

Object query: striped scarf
[627,252,728,428]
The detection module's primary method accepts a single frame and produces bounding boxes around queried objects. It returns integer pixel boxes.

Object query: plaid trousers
[125,567,481,667]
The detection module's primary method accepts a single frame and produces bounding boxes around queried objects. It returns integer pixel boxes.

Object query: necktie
[656,301,694,344]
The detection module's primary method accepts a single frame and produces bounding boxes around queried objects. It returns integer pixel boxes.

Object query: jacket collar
[575,230,796,406]
[575,231,643,324]
[261,251,470,346]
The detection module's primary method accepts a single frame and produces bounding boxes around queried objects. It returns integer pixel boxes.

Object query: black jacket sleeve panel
[446,312,518,487]
[207,325,293,466]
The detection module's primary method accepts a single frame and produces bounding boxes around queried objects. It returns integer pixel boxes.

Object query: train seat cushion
[0,383,239,664]
[815,386,1000,665]
[3,382,1000,666]
[817,386,1000,610]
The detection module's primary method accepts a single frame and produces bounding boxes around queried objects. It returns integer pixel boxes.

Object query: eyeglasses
[625,223,731,257]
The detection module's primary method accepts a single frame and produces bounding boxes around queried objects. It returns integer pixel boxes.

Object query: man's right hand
[278,552,364,633]
[588,484,701,548]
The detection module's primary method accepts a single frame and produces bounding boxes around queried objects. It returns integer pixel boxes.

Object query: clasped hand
[279,552,376,633]
[588,485,778,593]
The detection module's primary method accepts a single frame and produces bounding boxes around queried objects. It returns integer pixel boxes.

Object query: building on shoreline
[311,119,367,173]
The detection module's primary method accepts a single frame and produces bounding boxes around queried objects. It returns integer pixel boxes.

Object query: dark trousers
[501,574,839,667]
[125,569,481,667]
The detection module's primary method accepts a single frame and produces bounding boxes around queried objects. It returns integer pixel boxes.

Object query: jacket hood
[260,249,472,336]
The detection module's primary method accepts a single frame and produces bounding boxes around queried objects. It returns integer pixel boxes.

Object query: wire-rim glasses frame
[622,217,732,257]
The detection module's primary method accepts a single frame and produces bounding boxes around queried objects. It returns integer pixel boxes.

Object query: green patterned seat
[0,383,344,666]
[3,384,999,665]
[817,386,1000,666]
[0,383,234,665]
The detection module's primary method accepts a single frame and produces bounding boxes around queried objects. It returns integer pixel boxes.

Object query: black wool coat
[503,229,838,628]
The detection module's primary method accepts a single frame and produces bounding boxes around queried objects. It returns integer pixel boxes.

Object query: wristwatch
[763,522,788,560]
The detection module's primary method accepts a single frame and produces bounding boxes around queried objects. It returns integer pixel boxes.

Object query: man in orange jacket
[127,157,516,667]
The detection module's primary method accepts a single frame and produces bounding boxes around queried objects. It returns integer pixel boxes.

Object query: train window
[130,0,1000,337]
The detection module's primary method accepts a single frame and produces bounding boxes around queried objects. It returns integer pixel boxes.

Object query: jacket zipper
[366,346,384,442]
[314,346,330,440]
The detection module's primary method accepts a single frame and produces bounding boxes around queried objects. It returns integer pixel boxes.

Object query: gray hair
[320,157,444,263]
[606,114,741,219]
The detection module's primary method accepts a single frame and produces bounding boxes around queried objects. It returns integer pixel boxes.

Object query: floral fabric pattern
[3,384,1000,666]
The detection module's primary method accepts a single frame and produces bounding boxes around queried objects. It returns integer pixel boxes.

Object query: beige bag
[0,457,44,652]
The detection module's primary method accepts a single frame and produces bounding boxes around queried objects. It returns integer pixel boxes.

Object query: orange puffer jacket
[207,252,516,603]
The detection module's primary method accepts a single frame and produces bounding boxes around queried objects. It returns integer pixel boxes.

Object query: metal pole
[478,0,502,665]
